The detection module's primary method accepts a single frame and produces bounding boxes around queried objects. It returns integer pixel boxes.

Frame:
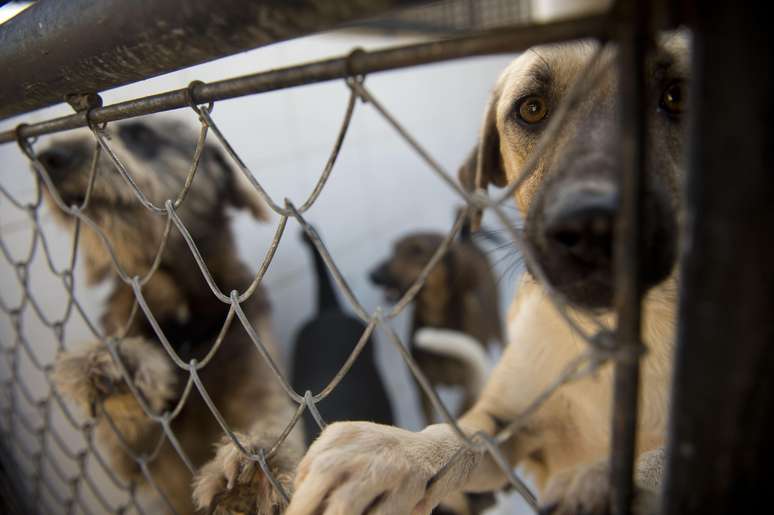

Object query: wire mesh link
[0,37,631,515]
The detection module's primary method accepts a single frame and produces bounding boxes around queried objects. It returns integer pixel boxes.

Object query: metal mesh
[361,0,532,32]
[0,42,629,515]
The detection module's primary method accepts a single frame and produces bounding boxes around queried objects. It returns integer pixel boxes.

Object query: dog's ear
[458,85,507,230]
[458,85,508,195]
[210,147,270,221]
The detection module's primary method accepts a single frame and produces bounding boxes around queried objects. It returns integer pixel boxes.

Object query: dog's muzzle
[369,263,402,303]
[530,170,676,309]
[543,181,617,271]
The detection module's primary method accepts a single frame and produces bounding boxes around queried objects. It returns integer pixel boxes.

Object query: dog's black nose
[369,263,391,286]
[543,187,617,268]
[38,148,75,172]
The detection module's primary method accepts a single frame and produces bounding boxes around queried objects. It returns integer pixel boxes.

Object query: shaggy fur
[285,35,689,515]
[38,119,303,514]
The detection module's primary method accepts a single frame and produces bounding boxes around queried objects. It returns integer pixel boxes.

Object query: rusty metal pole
[0,14,609,144]
[609,0,650,514]
[0,0,434,120]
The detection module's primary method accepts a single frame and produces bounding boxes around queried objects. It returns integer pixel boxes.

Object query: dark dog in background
[369,218,503,424]
[38,119,303,514]
[292,228,394,446]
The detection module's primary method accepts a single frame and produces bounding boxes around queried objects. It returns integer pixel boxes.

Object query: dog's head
[461,36,689,308]
[36,119,268,283]
[369,232,447,303]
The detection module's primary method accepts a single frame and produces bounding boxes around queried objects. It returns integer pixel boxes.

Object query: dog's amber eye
[516,96,548,125]
[660,81,685,115]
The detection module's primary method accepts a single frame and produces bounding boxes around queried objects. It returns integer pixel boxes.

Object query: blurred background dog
[370,215,504,426]
[292,227,394,446]
[38,119,304,514]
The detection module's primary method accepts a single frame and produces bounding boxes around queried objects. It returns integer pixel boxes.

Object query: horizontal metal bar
[0,0,437,121]
[0,14,609,145]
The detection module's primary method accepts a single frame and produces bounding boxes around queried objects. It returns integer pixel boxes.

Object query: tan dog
[38,119,304,514]
[285,35,688,515]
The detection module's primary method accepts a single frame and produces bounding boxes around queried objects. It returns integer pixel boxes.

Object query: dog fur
[285,35,689,515]
[369,225,504,424]
[38,119,304,514]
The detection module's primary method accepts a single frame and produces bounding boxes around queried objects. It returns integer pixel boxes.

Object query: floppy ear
[458,85,507,230]
[457,85,508,195]
[210,147,270,221]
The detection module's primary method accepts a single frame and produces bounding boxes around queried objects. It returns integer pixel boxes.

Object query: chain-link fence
[1,1,670,514]
[358,0,531,33]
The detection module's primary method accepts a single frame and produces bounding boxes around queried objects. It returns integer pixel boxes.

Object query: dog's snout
[38,148,75,173]
[544,188,617,267]
[369,263,391,286]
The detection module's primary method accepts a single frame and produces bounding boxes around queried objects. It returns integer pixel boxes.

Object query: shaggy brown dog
[38,119,303,514]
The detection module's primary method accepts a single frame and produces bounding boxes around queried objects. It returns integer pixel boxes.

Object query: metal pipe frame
[609,1,650,514]
[0,0,436,120]
[0,13,610,144]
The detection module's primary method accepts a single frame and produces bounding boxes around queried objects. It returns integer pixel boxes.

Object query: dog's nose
[543,186,617,267]
[37,148,75,173]
[369,263,391,286]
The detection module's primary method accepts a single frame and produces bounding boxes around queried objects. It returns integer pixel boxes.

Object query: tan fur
[287,37,688,515]
[40,120,303,514]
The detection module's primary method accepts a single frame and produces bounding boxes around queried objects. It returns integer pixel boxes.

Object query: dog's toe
[540,459,659,515]
[541,461,610,515]
[52,338,175,416]
[193,433,299,515]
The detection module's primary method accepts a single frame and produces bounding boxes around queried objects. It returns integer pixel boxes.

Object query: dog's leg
[192,317,304,515]
[286,283,590,514]
[540,448,663,515]
[418,380,438,426]
[52,337,176,480]
[284,323,552,514]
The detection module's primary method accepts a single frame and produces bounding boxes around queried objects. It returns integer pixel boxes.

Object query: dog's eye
[407,244,424,256]
[118,122,160,159]
[515,95,549,125]
[659,81,685,116]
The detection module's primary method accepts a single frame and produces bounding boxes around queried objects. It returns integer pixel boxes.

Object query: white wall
[1,30,533,513]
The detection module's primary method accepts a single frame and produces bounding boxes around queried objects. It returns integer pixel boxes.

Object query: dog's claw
[193,433,300,515]
[52,338,175,417]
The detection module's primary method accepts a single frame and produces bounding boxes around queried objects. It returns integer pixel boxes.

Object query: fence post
[662,1,774,512]
[0,0,435,120]
[610,0,651,513]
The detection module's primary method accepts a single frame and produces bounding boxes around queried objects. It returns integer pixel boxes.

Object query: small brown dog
[369,221,503,424]
[38,119,303,514]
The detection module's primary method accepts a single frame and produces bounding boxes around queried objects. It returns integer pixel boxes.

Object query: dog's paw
[52,337,175,417]
[193,433,301,514]
[539,459,659,515]
[287,421,452,515]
